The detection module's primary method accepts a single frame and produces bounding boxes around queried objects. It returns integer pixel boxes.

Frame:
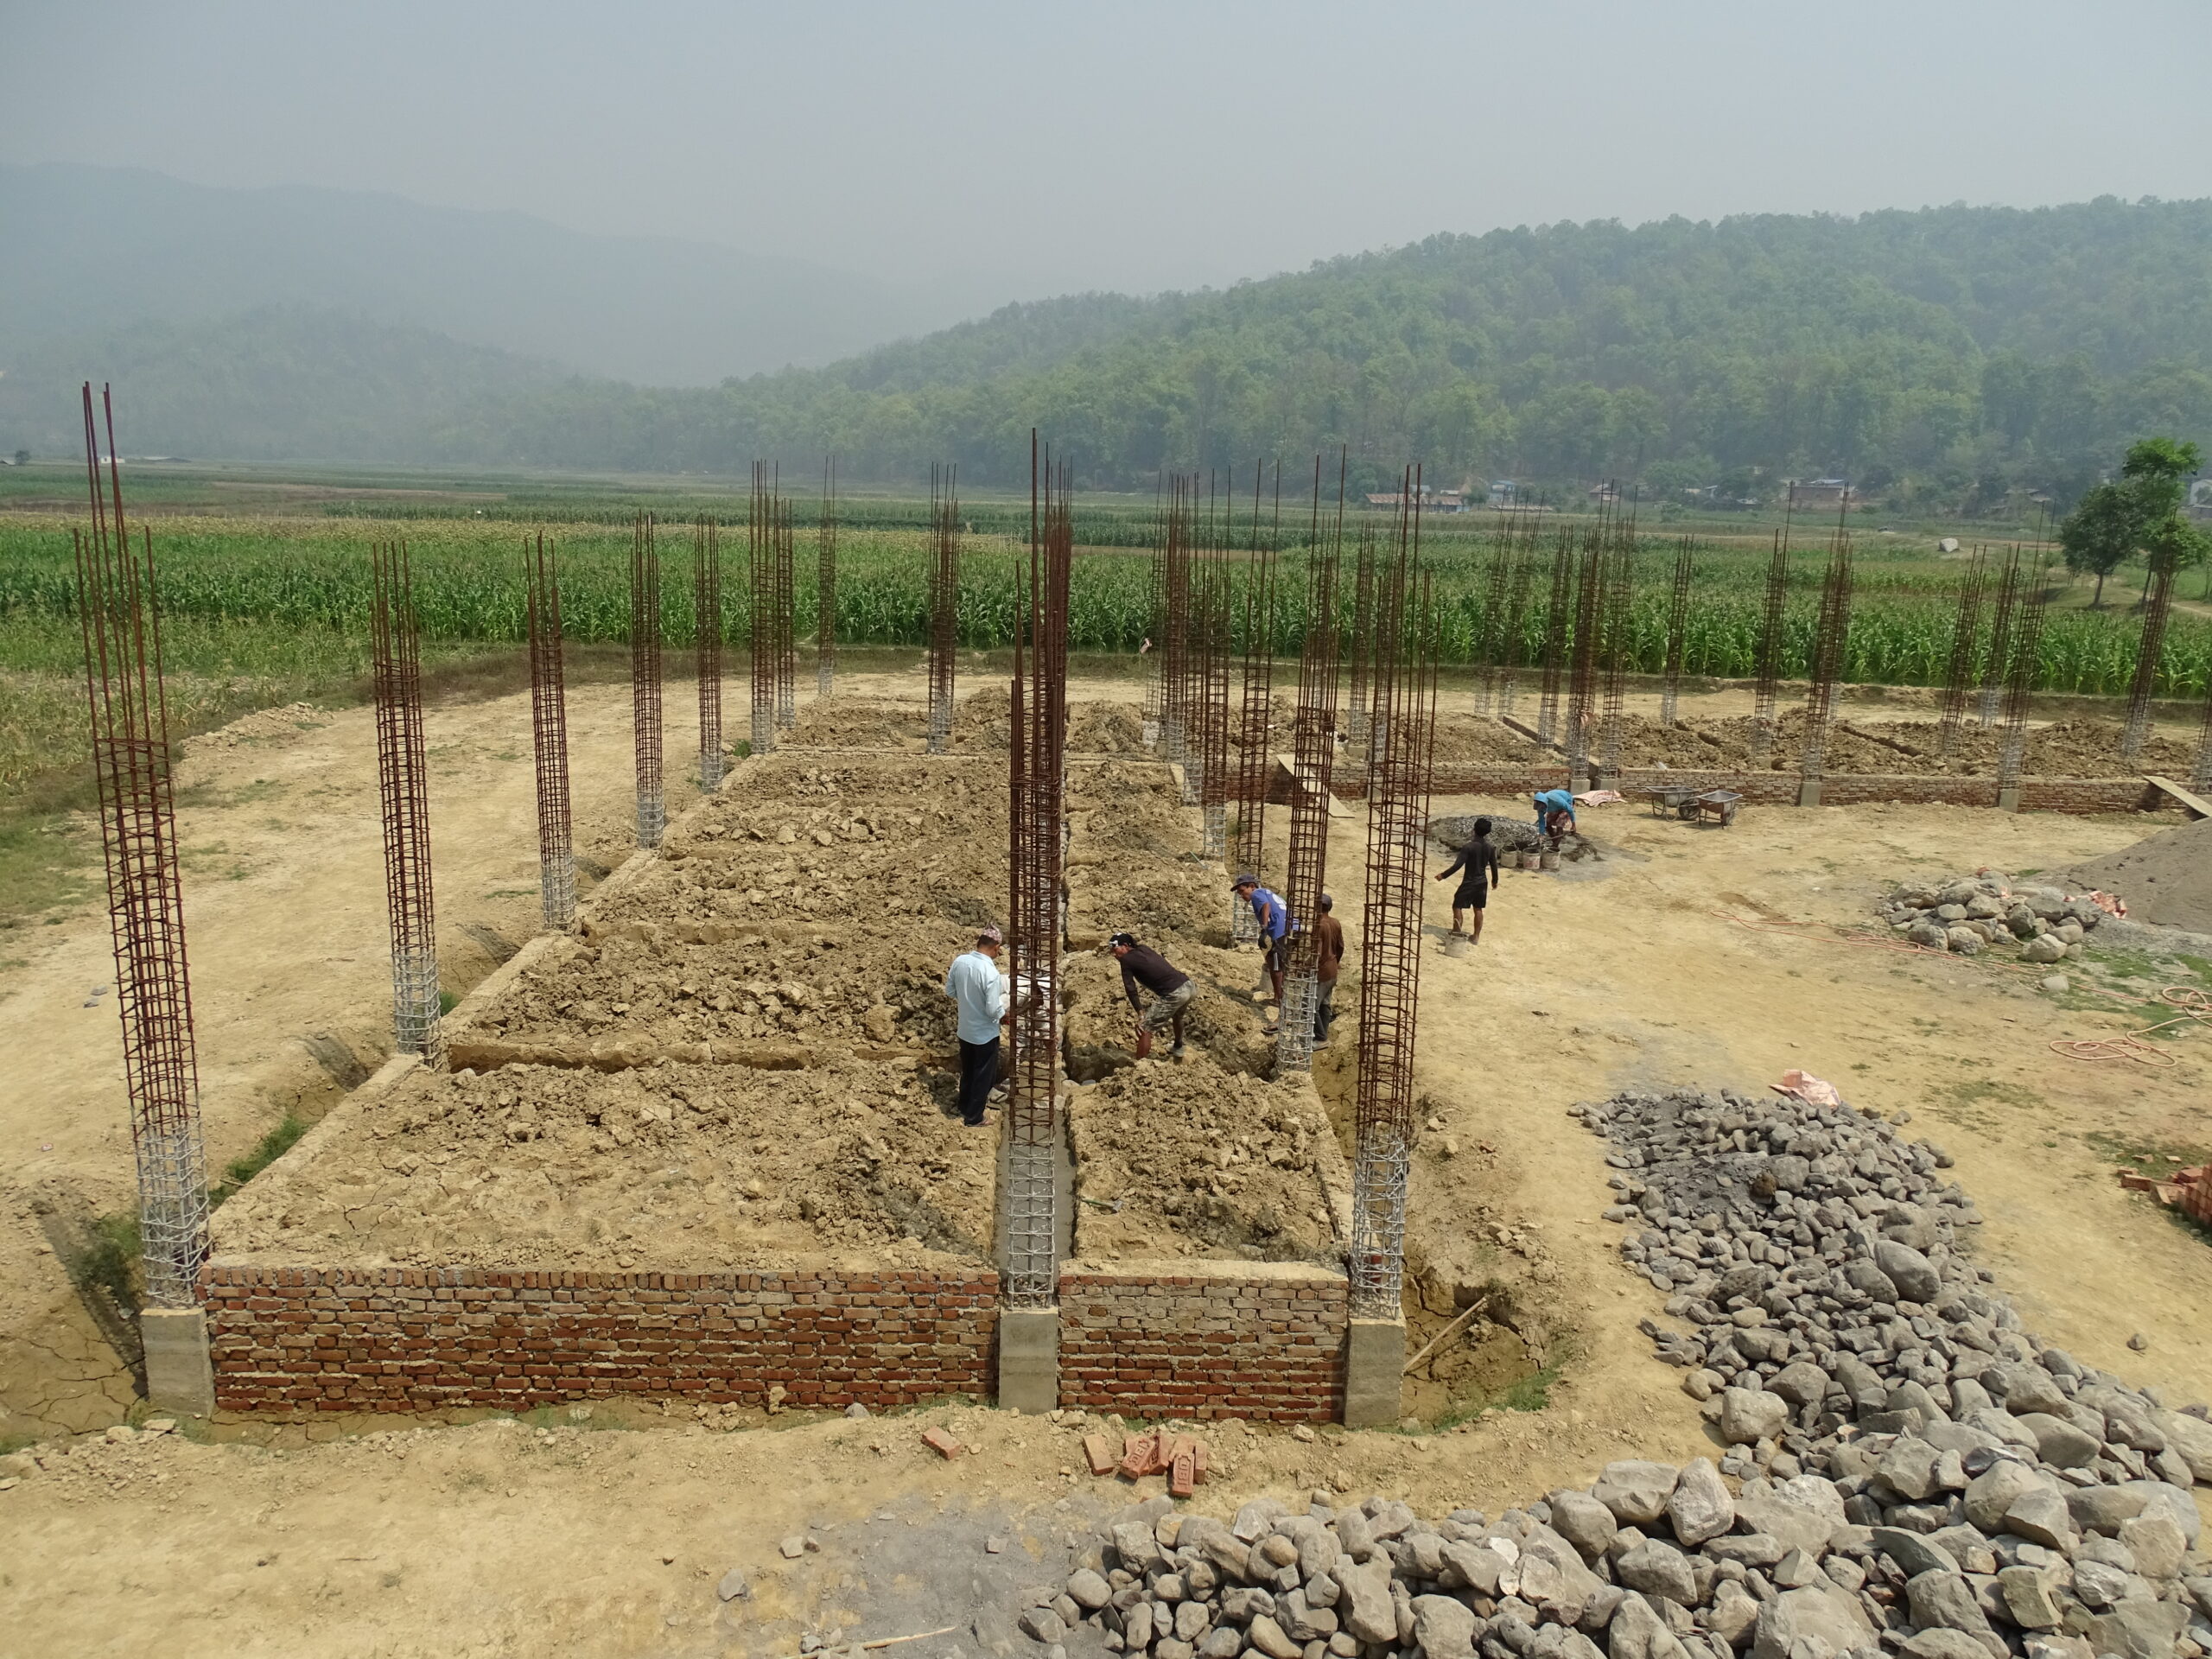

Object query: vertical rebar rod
[630,512,664,846]
[817,458,838,700]
[372,537,444,1066]
[1936,547,1986,760]
[73,383,209,1308]
[748,464,778,756]
[1345,524,1377,753]
[1800,527,1854,785]
[1198,491,1233,861]
[1142,474,1166,747]
[525,531,575,930]
[2120,556,2177,764]
[696,518,724,791]
[1278,454,1344,1075]
[1349,468,1440,1320]
[1999,554,2047,793]
[1161,476,1192,783]
[1661,537,1694,728]
[1750,528,1790,768]
[1005,431,1070,1309]
[927,464,960,753]
[2190,671,2212,795]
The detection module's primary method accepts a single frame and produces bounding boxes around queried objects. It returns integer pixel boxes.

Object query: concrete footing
[1343,1317,1405,1427]
[1997,785,2022,813]
[1796,778,1823,806]
[998,1307,1059,1414]
[142,1305,215,1418]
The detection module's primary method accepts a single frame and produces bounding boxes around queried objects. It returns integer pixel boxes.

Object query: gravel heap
[1875,874,2106,962]
[1017,1088,2212,1659]
[1428,817,1599,863]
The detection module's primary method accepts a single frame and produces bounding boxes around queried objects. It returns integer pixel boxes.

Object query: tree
[10,449,25,467]
[2057,435,2203,606]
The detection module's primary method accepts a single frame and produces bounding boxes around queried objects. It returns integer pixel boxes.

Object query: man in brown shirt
[1311,893,1345,1044]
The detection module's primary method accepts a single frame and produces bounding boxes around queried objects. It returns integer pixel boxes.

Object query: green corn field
[1,512,2207,699]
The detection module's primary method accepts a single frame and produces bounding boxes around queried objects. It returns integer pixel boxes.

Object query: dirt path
[3,672,2208,1656]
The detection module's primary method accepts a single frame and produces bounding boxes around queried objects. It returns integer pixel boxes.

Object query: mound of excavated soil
[781,701,925,748]
[2063,813,2212,933]
[213,1054,997,1270]
[1069,1053,1343,1263]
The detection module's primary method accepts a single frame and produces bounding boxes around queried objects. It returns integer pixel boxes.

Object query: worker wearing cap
[1311,893,1345,1044]
[1109,931,1192,1060]
[942,926,1007,1127]
[1230,874,1292,1006]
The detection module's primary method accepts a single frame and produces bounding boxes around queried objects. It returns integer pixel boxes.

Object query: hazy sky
[7,1,2209,302]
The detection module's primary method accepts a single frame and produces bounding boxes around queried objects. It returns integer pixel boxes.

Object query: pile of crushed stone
[213,1055,996,1270]
[1875,873,2107,962]
[2063,817,2212,937]
[1005,1085,2212,1659]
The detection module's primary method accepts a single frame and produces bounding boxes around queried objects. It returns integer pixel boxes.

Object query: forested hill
[9,198,2212,503]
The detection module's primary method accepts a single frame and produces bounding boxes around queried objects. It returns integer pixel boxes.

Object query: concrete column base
[998,1306,1059,1414]
[1568,773,1590,796]
[1796,778,1823,807]
[1997,785,2021,813]
[1343,1317,1405,1427]
[142,1305,215,1418]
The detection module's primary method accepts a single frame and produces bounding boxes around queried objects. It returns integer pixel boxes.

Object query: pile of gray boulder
[1015,1087,2210,1659]
[1876,875,2105,962]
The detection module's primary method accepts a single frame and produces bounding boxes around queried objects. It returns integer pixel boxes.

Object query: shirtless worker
[1109,931,1192,1059]
[1435,817,1501,941]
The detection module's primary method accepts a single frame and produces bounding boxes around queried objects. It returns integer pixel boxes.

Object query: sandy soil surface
[3,664,2209,1658]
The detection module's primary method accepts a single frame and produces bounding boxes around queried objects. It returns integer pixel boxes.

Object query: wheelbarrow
[1638,783,1701,819]
[1689,788,1743,827]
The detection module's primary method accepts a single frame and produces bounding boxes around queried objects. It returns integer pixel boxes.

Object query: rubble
[1874,873,2108,959]
[1022,1086,2212,1659]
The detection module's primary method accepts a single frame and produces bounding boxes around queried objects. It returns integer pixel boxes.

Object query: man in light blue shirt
[942,925,1007,1127]
[1231,874,1293,1006]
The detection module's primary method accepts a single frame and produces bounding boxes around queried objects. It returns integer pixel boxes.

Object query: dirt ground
[3,665,2209,1657]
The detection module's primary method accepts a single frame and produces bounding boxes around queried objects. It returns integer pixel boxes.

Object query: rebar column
[696,518,724,791]
[1141,479,1166,747]
[2190,673,2212,796]
[1998,556,2048,797]
[1535,531,1572,746]
[772,490,796,734]
[1277,455,1344,1075]
[1660,537,1693,728]
[525,532,575,930]
[2120,556,2178,764]
[1563,532,1605,780]
[1230,462,1281,918]
[817,459,838,700]
[1978,552,2019,730]
[372,537,444,1065]
[1472,528,1512,716]
[927,464,960,753]
[748,464,778,756]
[1497,528,1534,722]
[1349,472,1440,1320]
[1005,432,1071,1308]
[1599,528,1635,776]
[73,384,210,1308]
[1750,530,1790,768]
[1197,514,1233,861]
[1936,547,1986,760]
[629,513,664,846]
[1800,530,1854,786]
[1345,524,1377,756]
[1160,477,1192,782]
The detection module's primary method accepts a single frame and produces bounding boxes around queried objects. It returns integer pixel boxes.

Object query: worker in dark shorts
[1435,817,1501,942]
[1110,931,1192,1059]
[1231,873,1292,1006]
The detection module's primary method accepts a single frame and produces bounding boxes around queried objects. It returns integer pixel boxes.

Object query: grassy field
[3,463,2209,928]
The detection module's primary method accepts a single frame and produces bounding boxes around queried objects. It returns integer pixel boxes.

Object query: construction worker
[1110,931,1192,1059]
[1311,893,1344,1043]
[1231,874,1291,1006]
[941,925,1007,1127]
[1435,817,1501,941]
[1533,788,1577,842]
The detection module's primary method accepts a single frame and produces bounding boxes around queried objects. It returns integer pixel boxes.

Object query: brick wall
[202,1265,997,1415]
[1058,1266,1348,1423]
[1351,766,2164,817]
